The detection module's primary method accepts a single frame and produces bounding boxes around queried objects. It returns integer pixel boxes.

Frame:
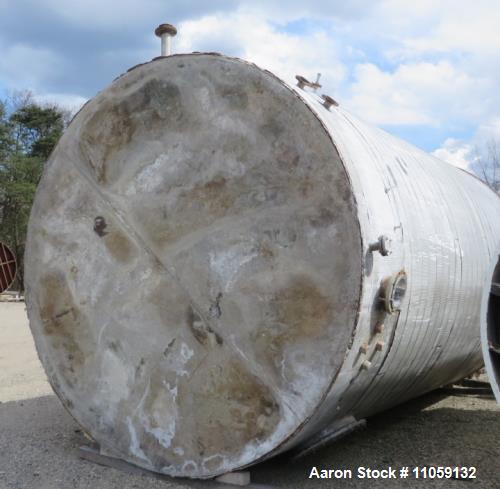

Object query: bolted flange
[369,235,392,256]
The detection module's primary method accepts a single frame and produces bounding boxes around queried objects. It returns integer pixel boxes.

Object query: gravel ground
[1,302,498,489]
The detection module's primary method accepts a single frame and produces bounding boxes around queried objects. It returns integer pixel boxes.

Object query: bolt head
[361,360,372,370]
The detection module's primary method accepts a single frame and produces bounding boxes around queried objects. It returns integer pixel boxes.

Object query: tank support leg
[215,471,251,486]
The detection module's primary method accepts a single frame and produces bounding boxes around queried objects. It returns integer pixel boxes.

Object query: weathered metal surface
[25,54,362,478]
[24,53,500,478]
[0,241,17,292]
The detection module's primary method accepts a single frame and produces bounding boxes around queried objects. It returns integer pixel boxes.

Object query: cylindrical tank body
[25,54,500,478]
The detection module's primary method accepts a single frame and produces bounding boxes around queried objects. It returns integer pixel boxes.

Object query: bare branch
[474,138,500,192]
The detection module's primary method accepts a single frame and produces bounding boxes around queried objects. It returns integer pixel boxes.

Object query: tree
[473,139,500,193]
[0,94,66,291]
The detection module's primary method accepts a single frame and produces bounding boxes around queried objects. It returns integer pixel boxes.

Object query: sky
[1,0,499,170]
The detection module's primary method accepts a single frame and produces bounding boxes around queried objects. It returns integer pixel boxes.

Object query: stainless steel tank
[24,53,500,478]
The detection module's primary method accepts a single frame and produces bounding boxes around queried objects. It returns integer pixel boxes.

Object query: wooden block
[215,471,251,486]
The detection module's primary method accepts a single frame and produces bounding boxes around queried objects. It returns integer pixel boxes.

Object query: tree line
[0,93,68,291]
[0,92,499,292]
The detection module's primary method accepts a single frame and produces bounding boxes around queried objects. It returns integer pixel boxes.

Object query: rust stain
[309,206,339,229]
[39,271,90,381]
[144,176,236,249]
[258,241,275,259]
[80,79,186,187]
[122,352,280,470]
[185,176,235,214]
[254,275,331,368]
[80,103,134,185]
[92,215,136,263]
[103,230,135,263]
[191,357,280,456]
[217,84,249,110]
[274,275,330,337]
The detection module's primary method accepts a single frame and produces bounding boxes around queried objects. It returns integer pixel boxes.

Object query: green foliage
[0,96,66,290]
[0,101,13,160]
[10,104,65,158]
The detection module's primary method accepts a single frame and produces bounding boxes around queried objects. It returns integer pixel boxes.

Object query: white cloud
[177,11,346,90]
[392,1,500,58]
[345,63,432,126]
[433,116,500,172]
[0,42,63,89]
[1,0,499,187]
[345,60,488,127]
[432,138,474,170]
[33,92,87,114]
[475,117,500,144]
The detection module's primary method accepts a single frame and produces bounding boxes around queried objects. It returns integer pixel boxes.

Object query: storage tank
[0,241,17,293]
[24,48,500,478]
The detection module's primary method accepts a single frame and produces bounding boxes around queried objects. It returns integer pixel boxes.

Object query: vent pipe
[155,23,177,56]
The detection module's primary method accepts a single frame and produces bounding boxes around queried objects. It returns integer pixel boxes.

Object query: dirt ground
[0,302,499,489]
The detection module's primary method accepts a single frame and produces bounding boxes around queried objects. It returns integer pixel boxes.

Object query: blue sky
[1,0,499,169]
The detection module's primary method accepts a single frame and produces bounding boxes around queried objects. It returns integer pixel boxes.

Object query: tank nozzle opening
[381,270,407,314]
[321,94,339,110]
[295,73,322,92]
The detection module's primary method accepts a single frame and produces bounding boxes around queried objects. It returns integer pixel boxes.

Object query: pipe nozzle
[155,23,177,56]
